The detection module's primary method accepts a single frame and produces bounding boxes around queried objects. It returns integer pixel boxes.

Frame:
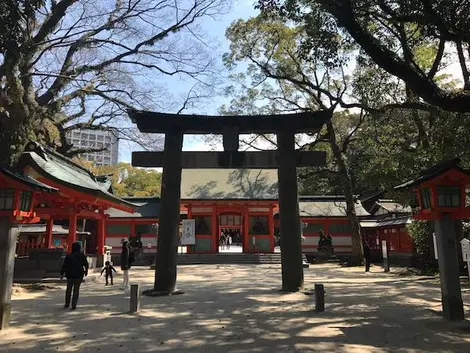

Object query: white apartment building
[67,128,119,166]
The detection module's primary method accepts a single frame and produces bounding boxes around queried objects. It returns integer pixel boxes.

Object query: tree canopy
[257,0,470,112]
[0,0,229,165]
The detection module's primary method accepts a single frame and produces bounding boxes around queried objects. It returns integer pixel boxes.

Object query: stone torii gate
[130,110,332,294]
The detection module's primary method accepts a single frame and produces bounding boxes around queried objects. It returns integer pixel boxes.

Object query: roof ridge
[25,141,98,181]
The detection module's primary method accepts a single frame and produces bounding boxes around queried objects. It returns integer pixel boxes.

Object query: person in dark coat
[120,240,134,288]
[363,241,371,272]
[60,241,89,309]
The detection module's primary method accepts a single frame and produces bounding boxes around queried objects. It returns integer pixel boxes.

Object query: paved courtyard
[1,264,470,352]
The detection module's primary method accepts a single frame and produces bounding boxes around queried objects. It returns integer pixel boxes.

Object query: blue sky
[119,0,258,162]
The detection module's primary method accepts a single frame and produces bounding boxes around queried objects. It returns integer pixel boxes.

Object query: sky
[117,1,465,164]
[119,0,259,162]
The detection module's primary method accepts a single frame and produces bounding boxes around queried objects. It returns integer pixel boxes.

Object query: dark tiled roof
[181,169,278,200]
[372,200,411,214]
[395,158,470,189]
[106,197,160,218]
[297,197,370,217]
[17,142,134,211]
[0,165,58,193]
[360,217,411,228]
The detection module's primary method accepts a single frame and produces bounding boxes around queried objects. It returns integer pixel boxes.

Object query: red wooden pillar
[269,205,275,253]
[211,204,217,253]
[45,218,53,248]
[244,205,249,253]
[68,212,77,253]
[97,211,105,255]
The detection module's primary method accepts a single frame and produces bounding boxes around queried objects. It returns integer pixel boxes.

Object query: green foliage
[257,0,470,112]
[407,220,438,273]
[77,161,162,197]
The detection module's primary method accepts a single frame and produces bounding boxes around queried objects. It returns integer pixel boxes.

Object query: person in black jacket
[60,242,89,309]
[364,241,371,272]
[120,239,134,288]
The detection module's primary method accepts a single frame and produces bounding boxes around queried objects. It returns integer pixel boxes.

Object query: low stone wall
[15,249,100,279]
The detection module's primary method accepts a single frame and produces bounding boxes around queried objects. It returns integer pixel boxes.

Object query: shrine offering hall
[105,169,371,257]
[1,143,414,268]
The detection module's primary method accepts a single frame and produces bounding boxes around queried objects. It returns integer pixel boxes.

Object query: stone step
[148,253,311,267]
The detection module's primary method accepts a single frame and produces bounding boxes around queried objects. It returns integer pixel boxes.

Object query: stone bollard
[314,284,325,312]
[130,284,140,313]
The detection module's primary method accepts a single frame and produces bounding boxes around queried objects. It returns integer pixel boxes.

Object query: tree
[257,0,470,112]
[223,16,388,264]
[76,161,162,197]
[0,0,229,165]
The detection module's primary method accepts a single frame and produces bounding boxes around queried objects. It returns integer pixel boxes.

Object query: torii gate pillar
[277,130,303,291]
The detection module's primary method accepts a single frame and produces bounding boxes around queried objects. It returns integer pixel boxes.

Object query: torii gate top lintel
[129,110,332,134]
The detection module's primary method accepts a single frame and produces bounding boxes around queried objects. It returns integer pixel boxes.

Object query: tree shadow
[1,264,470,353]
[186,169,278,199]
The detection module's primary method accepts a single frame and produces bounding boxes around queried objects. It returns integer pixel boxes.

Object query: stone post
[277,130,304,292]
[152,130,183,294]
[434,213,465,321]
[0,217,17,329]
[130,284,140,313]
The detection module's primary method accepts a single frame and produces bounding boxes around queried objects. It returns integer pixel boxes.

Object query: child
[101,261,117,286]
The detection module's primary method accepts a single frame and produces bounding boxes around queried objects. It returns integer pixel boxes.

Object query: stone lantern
[396,158,470,321]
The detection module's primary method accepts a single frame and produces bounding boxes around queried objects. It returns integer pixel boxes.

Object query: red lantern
[0,166,58,223]
[395,158,470,220]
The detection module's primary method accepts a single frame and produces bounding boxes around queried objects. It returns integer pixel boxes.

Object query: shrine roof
[395,158,470,189]
[180,169,278,200]
[106,197,160,218]
[15,223,90,235]
[360,216,411,228]
[297,196,370,218]
[129,110,332,134]
[371,199,411,215]
[17,142,135,211]
[0,165,58,192]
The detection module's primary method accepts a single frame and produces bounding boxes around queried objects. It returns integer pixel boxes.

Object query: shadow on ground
[1,264,469,353]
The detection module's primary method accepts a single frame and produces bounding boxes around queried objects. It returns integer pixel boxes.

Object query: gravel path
[1,264,470,352]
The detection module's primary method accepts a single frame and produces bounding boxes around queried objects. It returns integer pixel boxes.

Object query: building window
[107,224,132,235]
[194,216,212,234]
[328,223,351,233]
[303,223,324,234]
[0,188,15,210]
[19,190,32,212]
[249,216,268,235]
[420,187,432,209]
[135,224,158,235]
[220,214,242,226]
[436,185,461,207]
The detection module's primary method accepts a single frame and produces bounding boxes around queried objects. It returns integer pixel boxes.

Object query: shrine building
[105,169,371,261]
[1,141,417,270]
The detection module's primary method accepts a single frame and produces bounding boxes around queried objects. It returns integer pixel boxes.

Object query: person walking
[120,239,134,289]
[60,241,89,310]
[364,241,371,272]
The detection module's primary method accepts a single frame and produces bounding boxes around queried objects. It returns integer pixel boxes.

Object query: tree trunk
[326,121,363,265]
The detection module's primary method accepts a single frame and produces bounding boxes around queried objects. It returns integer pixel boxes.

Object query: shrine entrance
[218,212,243,253]
[131,110,331,293]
